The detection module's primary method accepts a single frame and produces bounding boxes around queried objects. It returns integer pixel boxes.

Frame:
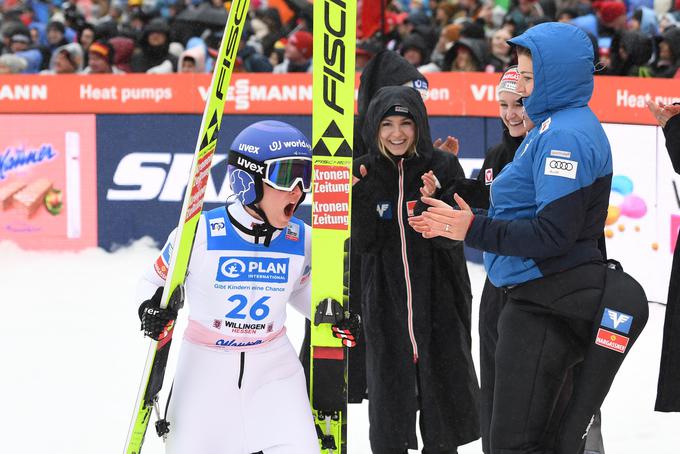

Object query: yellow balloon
[606,205,621,226]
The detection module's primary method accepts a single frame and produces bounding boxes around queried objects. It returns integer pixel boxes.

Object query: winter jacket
[656,111,680,412]
[352,86,479,452]
[238,44,273,72]
[350,50,430,403]
[466,22,613,288]
[130,18,178,73]
[452,126,524,210]
[109,37,135,73]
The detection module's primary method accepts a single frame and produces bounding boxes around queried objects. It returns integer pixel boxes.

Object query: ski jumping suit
[464,23,649,453]
[139,203,318,454]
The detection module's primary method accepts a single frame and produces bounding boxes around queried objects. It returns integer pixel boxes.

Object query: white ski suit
[138,202,318,454]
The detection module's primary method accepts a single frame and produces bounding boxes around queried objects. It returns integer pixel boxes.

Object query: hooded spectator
[655,26,680,77]
[0,54,28,74]
[420,23,462,72]
[179,48,205,73]
[82,40,123,74]
[443,36,491,72]
[110,36,136,73]
[273,30,313,73]
[46,21,69,50]
[41,42,84,74]
[130,18,177,73]
[604,29,654,76]
[400,33,430,67]
[629,7,660,37]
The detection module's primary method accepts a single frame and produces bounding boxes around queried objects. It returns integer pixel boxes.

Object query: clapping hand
[408,193,474,240]
[420,170,439,197]
[433,136,460,156]
[647,100,680,128]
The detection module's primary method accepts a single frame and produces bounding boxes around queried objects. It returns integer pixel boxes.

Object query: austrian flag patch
[595,328,629,354]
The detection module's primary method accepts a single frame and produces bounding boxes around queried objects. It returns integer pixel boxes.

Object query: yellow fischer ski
[123,0,250,451]
[310,0,357,452]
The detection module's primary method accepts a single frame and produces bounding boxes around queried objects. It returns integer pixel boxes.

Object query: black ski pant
[488,262,648,454]
[479,279,606,454]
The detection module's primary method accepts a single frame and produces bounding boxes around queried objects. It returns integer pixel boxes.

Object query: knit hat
[382,104,414,120]
[594,1,627,25]
[89,40,114,64]
[497,65,521,96]
[288,31,313,60]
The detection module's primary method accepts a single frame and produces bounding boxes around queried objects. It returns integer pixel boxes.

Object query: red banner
[0,73,678,125]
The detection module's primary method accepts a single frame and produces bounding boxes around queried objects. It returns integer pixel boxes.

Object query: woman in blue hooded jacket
[411,22,649,454]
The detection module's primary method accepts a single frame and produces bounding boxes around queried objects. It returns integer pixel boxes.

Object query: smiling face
[499,91,532,137]
[254,183,304,229]
[516,53,534,98]
[378,115,416,157]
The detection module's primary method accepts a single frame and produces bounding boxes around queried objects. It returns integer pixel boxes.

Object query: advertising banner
[1,74,676,125]
[0,114,97,249]
[96,114,496,250]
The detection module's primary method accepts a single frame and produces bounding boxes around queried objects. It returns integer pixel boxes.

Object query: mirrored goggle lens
[265,158,312,192]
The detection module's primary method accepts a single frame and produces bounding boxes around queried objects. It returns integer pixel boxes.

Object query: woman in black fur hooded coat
[648,100,680,412]
[352,85,479,454]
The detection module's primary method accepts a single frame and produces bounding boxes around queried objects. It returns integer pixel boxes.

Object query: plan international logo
[216,257,289,283]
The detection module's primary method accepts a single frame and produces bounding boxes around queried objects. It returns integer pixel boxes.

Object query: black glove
[331,312,362,348]
[138,285,184,341]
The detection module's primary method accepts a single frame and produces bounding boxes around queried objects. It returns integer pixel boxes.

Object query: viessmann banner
[0,73,678,124]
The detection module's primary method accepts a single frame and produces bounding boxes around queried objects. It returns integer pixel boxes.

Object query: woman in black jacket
[648,100,680,412]
[352,85,479,454]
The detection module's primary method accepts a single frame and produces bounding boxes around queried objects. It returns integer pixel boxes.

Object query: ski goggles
[263,157,313,192]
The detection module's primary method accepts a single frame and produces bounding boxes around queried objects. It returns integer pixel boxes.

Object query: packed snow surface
[1,239,678,453]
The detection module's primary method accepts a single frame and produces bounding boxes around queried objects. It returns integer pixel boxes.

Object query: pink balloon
[620,195,647,219]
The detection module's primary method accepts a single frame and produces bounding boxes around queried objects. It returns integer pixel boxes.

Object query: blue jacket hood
[509,22,594,124]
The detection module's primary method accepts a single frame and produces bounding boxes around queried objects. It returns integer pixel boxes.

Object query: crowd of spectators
[0,0,679,77]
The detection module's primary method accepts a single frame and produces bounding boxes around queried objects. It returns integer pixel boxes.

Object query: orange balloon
[605,228,614,238]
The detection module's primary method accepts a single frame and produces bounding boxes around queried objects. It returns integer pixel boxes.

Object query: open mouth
[284,202,296,217]
[389,139,406,146]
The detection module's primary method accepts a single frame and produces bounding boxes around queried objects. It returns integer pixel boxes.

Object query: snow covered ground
[1,239,678,453]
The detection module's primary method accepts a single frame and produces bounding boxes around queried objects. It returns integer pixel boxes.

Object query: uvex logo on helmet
[235,155,265,175]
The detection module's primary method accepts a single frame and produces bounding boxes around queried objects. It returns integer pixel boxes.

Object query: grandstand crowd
[0,0,678,77]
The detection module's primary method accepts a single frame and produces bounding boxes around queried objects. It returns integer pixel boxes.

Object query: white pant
[165,335,319,454]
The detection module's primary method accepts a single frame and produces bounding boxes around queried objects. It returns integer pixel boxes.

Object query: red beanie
[288,31,313,60]
[594,1,627,25]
